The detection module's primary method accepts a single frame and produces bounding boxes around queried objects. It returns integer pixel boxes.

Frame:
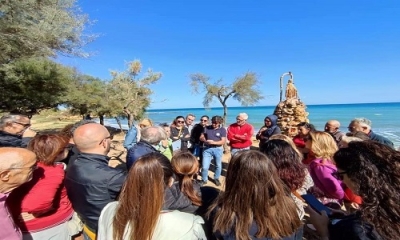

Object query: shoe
[199,180,207,186]
[215,179,221,186]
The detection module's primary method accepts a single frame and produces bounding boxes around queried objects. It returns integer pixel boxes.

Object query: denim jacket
[123,125,138,149]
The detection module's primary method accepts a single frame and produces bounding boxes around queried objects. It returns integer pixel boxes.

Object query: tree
[105,60,162,128]
[190,72,264,125]
[0,0,94,64]
[0,57,75,115]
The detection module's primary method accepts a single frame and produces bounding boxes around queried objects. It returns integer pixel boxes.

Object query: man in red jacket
[227,113,254,156]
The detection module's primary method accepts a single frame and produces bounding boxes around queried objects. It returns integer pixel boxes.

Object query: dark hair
[208,150,300,240]
[171,152,201,206]
[334,141,400,239]
[351,131,370,140]
[27,134,69,166]
[297,122,316,131]
[113,153,173,240]
[200,115,209,120]
[211,116,223,124]
[261,140,306,191]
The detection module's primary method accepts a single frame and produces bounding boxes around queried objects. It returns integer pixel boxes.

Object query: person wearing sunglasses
[0,147,37,240]
[64,123,126,240]
[0,114,36,148]
[190,115,209,160]
[170,116,191,152]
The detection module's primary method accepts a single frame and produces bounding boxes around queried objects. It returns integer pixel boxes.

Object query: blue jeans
[230,147,250,156]
[201,147,223,181]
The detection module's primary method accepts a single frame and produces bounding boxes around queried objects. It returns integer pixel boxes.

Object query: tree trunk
[223,104,228,127]
[114,116,123,132]
[128,114,134,129]
[99,114,104,125]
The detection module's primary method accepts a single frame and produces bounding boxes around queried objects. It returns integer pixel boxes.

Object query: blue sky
[60,0,400,109]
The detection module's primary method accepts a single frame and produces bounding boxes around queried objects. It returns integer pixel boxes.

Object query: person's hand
[206,140,214,144]
[19,212,35,221]
[305,206,330,238]
[161,139,169,148]
[22,128,37,138]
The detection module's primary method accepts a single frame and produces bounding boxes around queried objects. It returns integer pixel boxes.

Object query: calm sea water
[103,102,400,148]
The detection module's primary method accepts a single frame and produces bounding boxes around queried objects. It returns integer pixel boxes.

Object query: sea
[102,102,400,148]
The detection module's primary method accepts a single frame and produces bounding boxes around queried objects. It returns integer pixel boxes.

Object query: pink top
[7,162,73,232]
[0,192,22,240]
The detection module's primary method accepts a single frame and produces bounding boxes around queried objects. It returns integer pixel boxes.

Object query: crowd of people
[0,112,399,240]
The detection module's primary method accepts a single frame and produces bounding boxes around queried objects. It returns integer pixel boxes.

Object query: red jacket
[227,123,254,149]
[7,162,73,232]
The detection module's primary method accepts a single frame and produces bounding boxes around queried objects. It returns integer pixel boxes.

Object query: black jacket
[0,130,30,147]
[64,153,127,232]
[163,180,202,214]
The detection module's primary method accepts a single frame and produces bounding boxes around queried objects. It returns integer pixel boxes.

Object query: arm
[21,166,64,214]
[123,126,137,149]
[206,137,226,146]
[108,171,127,200]
[313,165,345,199]
[181,128,191,141]
[235,125,254,141]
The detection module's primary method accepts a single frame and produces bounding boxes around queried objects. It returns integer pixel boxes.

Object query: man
[190,115,209,158]
[227,113,254,155]
[200,116,226,186]
[324,120,345,146]
[64,123,126,238]
[126,126,166,169]
[185,114,196,151]
[0,148,37,240]
[348,118,394,148]
[0,114,36,147]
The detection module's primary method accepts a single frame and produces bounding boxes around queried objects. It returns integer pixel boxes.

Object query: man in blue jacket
[348,118,394,148]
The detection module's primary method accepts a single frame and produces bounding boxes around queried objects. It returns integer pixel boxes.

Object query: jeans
[201,147,223,181]
[230,147,250,156]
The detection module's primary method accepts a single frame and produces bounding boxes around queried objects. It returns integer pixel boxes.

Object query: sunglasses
[332,171,347,181]
[177,121,184,123]
[201,119,208,122]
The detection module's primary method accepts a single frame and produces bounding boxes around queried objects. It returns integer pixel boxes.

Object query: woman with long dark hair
[207,150,301,240]
[97,153,206,240]
[170,116,190,152]
[308,141,399,239]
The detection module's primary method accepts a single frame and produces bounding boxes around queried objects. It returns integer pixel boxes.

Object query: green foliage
[190,72,264,124]
[0,0,94,64]
[0,57,75,114]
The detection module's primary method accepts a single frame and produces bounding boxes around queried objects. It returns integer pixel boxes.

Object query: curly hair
[333,141,400,239]
[261,139,306,190]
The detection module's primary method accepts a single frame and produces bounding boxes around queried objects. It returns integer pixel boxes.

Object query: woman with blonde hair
[306,131,344,203]
[98,153,206,240]
[207,150,301,239]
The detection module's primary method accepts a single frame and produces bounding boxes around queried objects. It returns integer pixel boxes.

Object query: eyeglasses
[13,121,31,128]
[201,119,208,122]
[6,164,38,172]
[332,171,347,181]
[177,121,184,123]
[99,135,113,144]
[187,118,194,121]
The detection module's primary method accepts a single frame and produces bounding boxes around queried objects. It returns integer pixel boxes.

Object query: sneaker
[215,179,221,186]
[199,180,207,186]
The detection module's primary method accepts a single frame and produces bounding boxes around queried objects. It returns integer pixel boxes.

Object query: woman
[170,116,190,152]
[159,123,173,160]
[207,150,301,240]
[256,114,281,147]
[293,122,316,163]
[8,134,74,240]
[308,141,399,239]
[261,139,314,220]
[97,153,206,240]
[171,152,202,207]
[267,134,303,160]
[306,131,344,203]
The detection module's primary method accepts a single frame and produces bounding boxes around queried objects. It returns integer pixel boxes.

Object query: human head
[209,150,300,239]
[267,134,303,160]
[173,116,185,128]
[139,118,153,129]
[297,122,316,137]
[0,114,31,135]
[199,115,209,127]
[185,114,195,126]
[73,123,112,155]
[113,152,173,240]
[338,135,364,148]
[306,131,338,161]
[159,123,171,138]
[261,139,306,191]
[60,120,97,143]
[171,151,201,206]
[0,148,37,193]
[140,126,167,145]
[211,116,223,129]
[27,134,70,166]
[236,113,248,126]
[333,141,400,239]
[264,114,278,127]
[325,120,340,134]
[348,118,372,134]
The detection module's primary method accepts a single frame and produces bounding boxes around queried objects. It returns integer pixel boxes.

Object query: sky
[59,0,400,109]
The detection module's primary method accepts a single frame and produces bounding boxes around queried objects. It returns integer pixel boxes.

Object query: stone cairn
[274,72,309,137]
